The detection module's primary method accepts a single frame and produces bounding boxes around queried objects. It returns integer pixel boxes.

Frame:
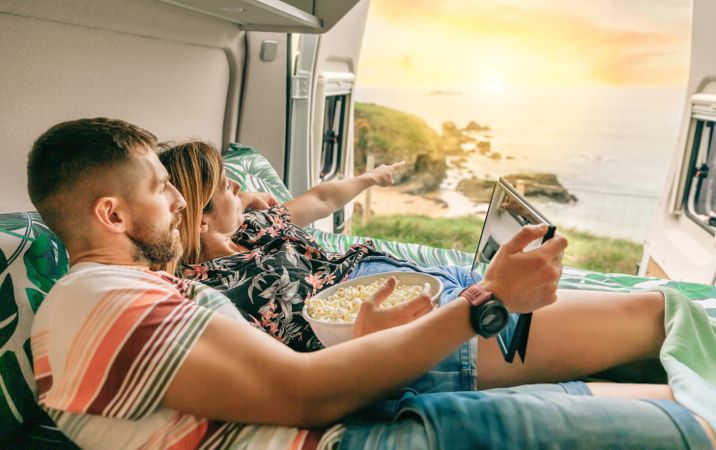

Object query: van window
[684,118,716,233]
[320,94,348,181]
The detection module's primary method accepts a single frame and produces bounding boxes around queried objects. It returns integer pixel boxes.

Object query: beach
[357,186,448,218]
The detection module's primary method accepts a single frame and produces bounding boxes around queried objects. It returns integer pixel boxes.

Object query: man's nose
[169,182,187,211]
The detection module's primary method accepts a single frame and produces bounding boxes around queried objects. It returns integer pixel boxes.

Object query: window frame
[319,93,349,181]
[682,117,716,235]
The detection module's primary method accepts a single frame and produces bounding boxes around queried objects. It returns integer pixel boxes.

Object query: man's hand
[352,276,434,337]
[480,224,567,313]
[363,161,406,187]
[239,192,279,210]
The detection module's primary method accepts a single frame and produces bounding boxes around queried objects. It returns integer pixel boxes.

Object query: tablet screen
[472,177,553,271]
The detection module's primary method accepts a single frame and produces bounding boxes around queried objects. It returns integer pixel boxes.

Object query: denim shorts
[349,256,480,307]
[349,256,481,393]
[339,382,713,450]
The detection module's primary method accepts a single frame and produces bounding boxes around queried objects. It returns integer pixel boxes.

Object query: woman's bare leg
[477,289,665,389]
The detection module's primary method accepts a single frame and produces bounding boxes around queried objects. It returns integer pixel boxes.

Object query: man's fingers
[541,233,568,253]
[392,293,432,318]
[366,276,397,305]
[500,224,550,253]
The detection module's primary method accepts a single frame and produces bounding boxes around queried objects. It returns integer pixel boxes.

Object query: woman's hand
[352,276,434,338]
[284,161,404,227]
[239,192,279,210]
[363,161,406,187]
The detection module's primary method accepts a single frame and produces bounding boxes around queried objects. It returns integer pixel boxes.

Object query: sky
[357,0,692,88]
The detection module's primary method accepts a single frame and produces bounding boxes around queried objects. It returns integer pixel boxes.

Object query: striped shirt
[31,263,336,449]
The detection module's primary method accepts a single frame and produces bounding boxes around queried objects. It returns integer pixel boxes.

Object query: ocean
[355,85,688,242]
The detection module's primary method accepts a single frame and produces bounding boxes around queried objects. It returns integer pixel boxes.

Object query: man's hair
[157,141,223,268]
[27,118,157,241]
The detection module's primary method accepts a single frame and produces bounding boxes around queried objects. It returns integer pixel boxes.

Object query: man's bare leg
[588,383,716,447]
[476,290,665,388]
[587,382,673,399]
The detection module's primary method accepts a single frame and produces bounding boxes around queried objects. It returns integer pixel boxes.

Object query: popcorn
[306,277,424,322]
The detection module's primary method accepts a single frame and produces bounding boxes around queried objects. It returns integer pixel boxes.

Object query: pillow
[0,212,69,441]
[223,143,292,202]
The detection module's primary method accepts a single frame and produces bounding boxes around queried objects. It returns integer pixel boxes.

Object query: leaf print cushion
[0,212,69,442]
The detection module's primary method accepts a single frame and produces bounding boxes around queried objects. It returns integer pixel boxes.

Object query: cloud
[361,0,690,86]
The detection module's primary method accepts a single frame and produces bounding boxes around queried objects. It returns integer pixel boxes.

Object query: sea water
[355,85,687,242]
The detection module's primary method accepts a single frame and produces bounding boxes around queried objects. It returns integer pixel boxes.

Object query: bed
[1,145,715,447]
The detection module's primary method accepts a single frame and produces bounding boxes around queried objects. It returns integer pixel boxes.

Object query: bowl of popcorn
[302,272,443,347]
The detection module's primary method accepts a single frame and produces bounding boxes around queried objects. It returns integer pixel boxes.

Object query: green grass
[352,214,643,274]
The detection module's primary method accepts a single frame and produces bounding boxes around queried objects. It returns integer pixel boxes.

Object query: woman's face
[204,170,244,235]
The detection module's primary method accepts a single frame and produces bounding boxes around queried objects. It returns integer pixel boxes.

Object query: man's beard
[127,214,183,267]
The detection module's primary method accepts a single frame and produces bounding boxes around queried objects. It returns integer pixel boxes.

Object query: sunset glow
[358,0,691,88]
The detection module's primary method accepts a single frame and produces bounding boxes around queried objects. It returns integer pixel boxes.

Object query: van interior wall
[236,32,288,181]
[0,0,246,212]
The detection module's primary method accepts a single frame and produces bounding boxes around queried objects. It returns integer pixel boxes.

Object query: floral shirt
[182,206,389,352]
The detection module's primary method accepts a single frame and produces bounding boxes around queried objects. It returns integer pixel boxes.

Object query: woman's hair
[157,141,223,270]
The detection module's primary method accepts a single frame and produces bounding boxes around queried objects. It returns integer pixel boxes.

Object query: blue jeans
[345,258,712,449]
[339,382,712,449]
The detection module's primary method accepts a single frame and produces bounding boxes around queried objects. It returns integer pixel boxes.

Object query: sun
[480,71,506,95]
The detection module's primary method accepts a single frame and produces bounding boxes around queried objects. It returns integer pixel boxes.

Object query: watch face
[480,304,509,335]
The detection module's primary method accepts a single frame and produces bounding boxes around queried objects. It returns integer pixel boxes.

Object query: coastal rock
[441,121,474,155]
[503,173,578,203]
[452,156,468,169]
[456,173,577,204]
[401,153,448,195]
[455,178,496,203]
[463,120,491,132]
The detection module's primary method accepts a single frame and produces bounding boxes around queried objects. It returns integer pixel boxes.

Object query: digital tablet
[471,177,556,363]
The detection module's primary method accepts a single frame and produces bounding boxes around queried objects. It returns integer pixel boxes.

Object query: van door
[286,0,370,234]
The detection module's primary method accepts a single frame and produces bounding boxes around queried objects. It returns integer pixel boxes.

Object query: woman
[156,140,680,391]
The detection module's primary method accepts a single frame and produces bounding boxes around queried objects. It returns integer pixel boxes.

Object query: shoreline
[357,186,448,218]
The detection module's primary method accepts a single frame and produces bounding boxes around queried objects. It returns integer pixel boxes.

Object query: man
[27,118,713,449]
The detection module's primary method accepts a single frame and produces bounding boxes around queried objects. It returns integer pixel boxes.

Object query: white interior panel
[0,13,231,212]
[237,32,288,179]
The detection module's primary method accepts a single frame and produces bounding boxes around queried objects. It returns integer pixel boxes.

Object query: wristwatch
[460,284,510,338]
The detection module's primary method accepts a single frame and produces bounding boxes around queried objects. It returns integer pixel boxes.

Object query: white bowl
[302,271,444,347]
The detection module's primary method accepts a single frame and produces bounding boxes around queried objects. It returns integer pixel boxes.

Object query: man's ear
[92,197,129,234]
